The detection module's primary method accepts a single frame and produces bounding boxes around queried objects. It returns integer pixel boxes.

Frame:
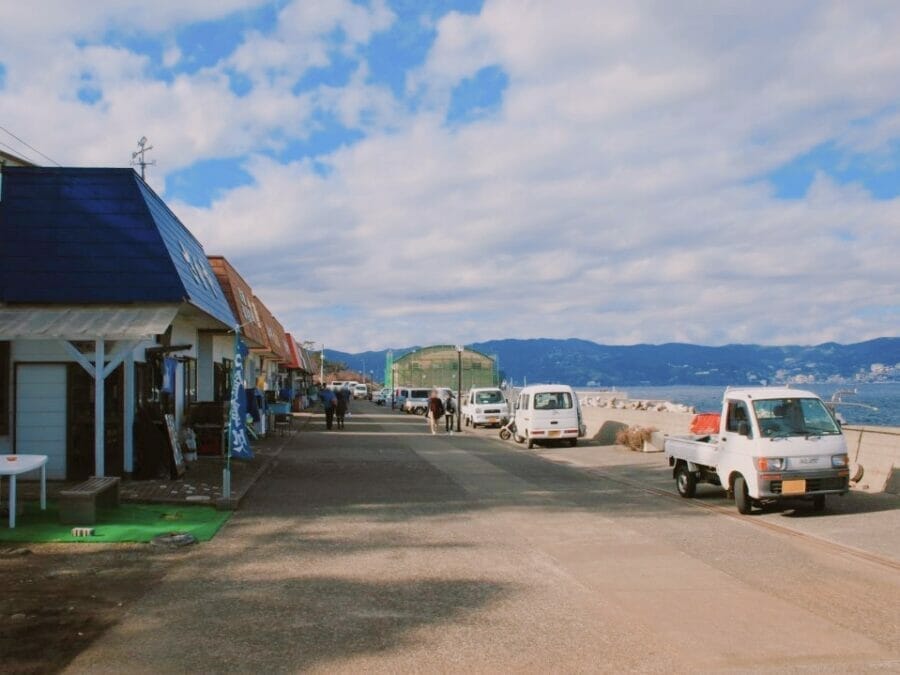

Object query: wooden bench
[59,476,120,525]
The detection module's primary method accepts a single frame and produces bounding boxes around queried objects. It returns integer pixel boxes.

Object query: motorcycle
[498,417,517,441]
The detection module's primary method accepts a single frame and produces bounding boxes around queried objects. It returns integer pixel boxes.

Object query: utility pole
[456,345,463,432]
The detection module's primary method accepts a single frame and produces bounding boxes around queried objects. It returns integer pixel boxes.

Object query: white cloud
[227,0,394,88]
[1,1,899,352]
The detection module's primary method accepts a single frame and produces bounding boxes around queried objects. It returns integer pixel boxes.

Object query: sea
[577,383,900,427]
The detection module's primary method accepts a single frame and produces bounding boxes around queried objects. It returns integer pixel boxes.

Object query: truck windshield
[752,398,841,437]
[475,391,504,404]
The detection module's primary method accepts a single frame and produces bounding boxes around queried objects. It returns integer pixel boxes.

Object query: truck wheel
[527,438,535,449]
[675,464,697,498]
[734,475,753,515]
[568,438,578,447]
[812,495,826,512]
[514,433,525,444]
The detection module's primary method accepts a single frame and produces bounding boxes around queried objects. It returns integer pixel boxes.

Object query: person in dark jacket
[426,389,444,435]
[336,391,348,429]
[444,392,456,432]
[320,387,337,430]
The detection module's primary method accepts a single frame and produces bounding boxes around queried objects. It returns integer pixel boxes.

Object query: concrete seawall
[842,425,900,494]
[579,405,900,495]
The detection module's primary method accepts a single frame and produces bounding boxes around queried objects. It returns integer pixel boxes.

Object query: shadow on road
[85,574,513,673]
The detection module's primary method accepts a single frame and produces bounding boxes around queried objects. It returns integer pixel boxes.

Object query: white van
[462,387,509,427]
[513,384,584,448]
[402,388,431,415]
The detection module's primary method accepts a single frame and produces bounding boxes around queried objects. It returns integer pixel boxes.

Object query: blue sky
[0,1,899,351]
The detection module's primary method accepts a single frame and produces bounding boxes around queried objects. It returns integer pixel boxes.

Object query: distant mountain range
[328,337,900,387]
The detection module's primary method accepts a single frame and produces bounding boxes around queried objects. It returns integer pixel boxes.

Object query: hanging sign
[229,337,254,459]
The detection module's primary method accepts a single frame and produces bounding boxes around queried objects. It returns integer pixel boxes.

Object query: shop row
[0,165,318,481]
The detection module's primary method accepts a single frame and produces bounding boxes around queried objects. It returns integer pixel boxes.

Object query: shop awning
[0,305,179,340]
[283,333,311,372]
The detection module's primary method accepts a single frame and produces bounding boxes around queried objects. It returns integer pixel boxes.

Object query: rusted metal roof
[252,295,291,362]
[207,256,267,349]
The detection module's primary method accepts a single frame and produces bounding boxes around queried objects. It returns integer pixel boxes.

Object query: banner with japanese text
[229,337,254,459]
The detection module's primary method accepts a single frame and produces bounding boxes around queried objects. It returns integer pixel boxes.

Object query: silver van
[401,388,431,415]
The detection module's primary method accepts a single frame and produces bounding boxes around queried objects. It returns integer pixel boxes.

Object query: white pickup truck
[664,387,850,514]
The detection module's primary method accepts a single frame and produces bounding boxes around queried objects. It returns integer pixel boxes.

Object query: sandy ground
[579,404,695,438]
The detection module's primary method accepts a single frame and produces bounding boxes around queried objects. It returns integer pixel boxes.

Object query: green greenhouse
[386,346,498,390]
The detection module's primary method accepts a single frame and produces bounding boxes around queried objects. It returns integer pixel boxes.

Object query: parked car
[462,387,509,428]
[373,388,392,405]
[512,384,584,448]
[353,384,368,399]
[402,388,431,415]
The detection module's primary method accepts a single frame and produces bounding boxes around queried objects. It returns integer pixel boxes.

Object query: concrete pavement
[65,402,900,673]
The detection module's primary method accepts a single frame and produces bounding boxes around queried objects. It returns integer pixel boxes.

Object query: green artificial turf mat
[0,500,231,543]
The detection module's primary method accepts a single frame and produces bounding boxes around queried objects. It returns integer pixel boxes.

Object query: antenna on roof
[131,136,155,180]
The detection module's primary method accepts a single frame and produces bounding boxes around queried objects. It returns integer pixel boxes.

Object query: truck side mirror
[737,421,750,437]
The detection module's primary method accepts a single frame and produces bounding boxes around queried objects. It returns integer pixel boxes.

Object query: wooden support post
[94,338,105,477]
[123,351,135,474]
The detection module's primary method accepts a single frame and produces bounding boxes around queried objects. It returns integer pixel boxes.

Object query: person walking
[320,387,336,430]
[426,389,444,435]
[444,391,456,433]
[336,390,348,430]
[341,383,353,418]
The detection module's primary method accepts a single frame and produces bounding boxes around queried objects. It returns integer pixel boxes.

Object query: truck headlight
[755,457,784,471]
[831,454,849,468]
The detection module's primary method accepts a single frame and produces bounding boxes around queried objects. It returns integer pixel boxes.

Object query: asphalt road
[67,402,900,673]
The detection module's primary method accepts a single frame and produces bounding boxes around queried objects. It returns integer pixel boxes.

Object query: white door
[16,364,67,480]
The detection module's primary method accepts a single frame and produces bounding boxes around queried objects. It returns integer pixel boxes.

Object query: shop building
[283,333,315,410]
[0,167,236,479]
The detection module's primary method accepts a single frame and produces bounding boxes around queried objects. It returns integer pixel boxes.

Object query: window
[476,391,504,404]
[753,398,840,437]
[214,358,232,402]
[0,341,9,435]
[183,358,197,405]
[533,392,573,410]
[725,400,751,436]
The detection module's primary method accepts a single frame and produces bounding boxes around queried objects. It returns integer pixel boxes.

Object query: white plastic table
[0,454,48,528]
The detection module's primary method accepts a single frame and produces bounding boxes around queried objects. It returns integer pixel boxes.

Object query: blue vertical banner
[229,337,254,459]
[161,357,177,393]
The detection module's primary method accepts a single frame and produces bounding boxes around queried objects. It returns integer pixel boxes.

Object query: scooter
[498,417,517,441]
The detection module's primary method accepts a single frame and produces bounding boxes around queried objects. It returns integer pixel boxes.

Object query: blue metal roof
[0,167,235,327]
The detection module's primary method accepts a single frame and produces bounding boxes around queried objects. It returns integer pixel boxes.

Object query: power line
[0,124,61,166]
[0,139,41,165]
